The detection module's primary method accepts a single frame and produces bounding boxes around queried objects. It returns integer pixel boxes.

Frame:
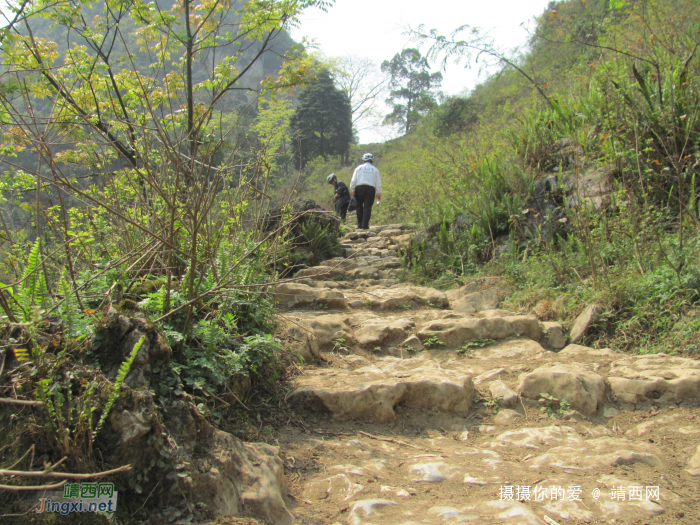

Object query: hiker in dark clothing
[327,173,350,221]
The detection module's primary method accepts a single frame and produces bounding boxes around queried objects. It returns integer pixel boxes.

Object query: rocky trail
[267,224,700,525]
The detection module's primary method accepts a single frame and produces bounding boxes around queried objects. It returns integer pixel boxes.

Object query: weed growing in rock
[457,338,495,355]
[423,335,445,349]
[539,392,570,418]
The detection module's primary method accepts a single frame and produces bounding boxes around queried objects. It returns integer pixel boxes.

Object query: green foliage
[299,219,343,265]
[93,336,145,441]
[331,337,350,354]
[430,96,480,137]
[539,392,570,419]
[381,48,443,134]
[172,333,282,393]
[457,338,495,355]
[290,69,354,167]
[422,335,444,349]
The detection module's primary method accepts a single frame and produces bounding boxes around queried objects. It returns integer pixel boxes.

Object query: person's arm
[375,167,382,200]
[350,169,357,195]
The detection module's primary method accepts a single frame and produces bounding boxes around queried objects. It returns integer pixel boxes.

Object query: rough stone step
[288,354,475,422]
[276,223,700,525]
[417,311,541,347]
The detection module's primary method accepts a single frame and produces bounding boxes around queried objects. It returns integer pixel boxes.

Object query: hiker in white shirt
[350,153,382,229]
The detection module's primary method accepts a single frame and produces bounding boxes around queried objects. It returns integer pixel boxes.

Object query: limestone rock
[569,304,602,343]
[295,266,344,279]
[475,368,508,383]
[427,500,547,524]
[558,344,616,357]
[363,286,448,310]
[308,314,355,349]
[686,443,700,476]
[607,353,700,407]
[303,474,364,502]
[401,335,423,351]
[110,394,153,444]
[355,318,414,346]
[447,287,506,313]
[418,316,541,348]
[349,499,397,523]
[529,437,663,471]
[410,462,458,482]
[289,380,407,422]
[517,366,606,417]
[288,357,474,421]
[541,321,567,350]
[189,430,293,525]
[489,380,518,408]
[280,324,320,362]
[275,282,346,310]
[355,324,389,346]
[493,409,523,425]
[492,426,584,450]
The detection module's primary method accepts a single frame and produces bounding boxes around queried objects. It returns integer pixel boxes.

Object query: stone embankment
[266,224,699,524]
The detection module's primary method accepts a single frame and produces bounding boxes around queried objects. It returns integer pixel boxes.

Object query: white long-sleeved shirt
[350,162,382,195]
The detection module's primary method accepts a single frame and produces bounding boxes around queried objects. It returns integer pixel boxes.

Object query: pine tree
[290,69,354,167]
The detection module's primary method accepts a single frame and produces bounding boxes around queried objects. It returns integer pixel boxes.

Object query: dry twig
[358,431,426,451]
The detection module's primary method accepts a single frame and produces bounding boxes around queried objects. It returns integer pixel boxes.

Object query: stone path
[272,225,700,525]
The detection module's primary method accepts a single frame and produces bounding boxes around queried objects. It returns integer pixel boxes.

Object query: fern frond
[91,335,145,442]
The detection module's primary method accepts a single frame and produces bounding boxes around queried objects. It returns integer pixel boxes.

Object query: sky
[289,0,555,143]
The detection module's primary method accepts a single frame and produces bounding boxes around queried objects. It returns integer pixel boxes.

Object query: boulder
[558,344,616,357]
[517,365,606,417]
[274,282,346,310]
[355,324,389,346]
[280,324,320,362]
[447,287,506,314]
[363,286,448,310]
[418,316,541,348]
[569,304,602,343]
[493,409,523,425]
[289,380,407,422]
[189,430,293,524]
[288,357,475,421]
[356,318,415,346]
[308,314,355,349]
[541,321,567,350]
[686,444,700,476]
[489,380,518,408]
[402,335,424,351]
[607,353,700,407]
[529,437,663,471]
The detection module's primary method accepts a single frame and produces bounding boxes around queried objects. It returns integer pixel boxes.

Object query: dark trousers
[336,201,349,221]
[354,185,376,229]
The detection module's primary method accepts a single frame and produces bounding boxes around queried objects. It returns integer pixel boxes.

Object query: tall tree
[290,69,353,166]
[381,48,443,134]
[334,56,388,135]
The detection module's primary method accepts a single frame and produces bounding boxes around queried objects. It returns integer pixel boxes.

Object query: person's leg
[339,202,348,221]
[361,186,376,229]
[355,186,366,228]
